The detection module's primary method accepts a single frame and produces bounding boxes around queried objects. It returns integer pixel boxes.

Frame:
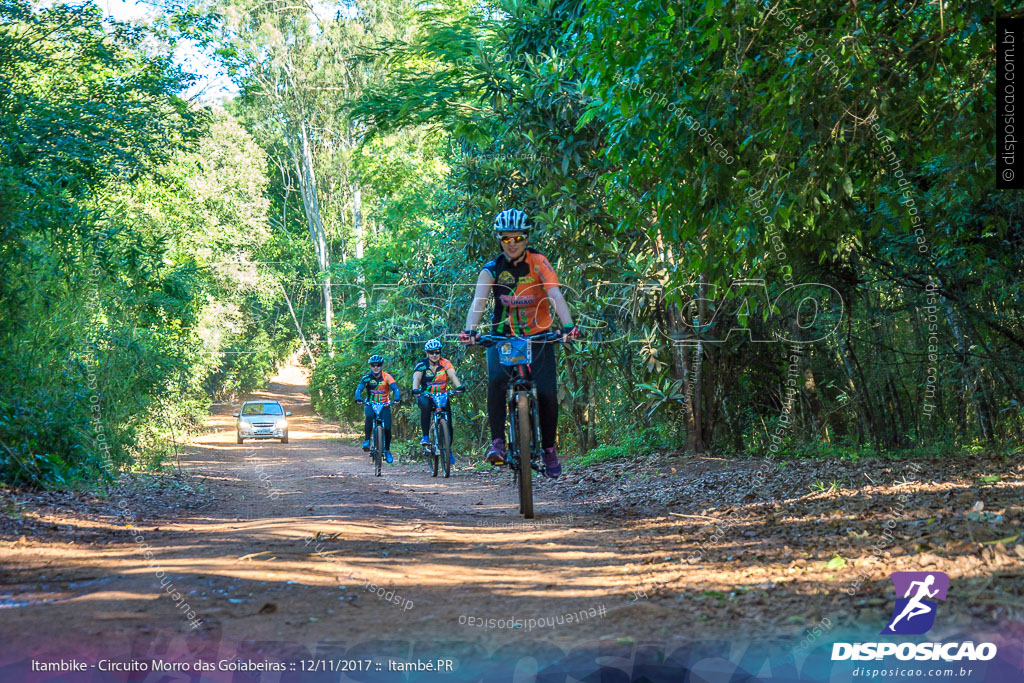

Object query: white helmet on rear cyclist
[424,339,442,352]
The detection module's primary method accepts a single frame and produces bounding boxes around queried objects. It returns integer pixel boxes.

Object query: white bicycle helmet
[424,339,443,352]
[493,208,531,233]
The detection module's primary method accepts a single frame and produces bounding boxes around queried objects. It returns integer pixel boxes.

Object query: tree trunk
[846,337,882,451]
[701,339,717,446]
[802,362,828,442]
[834,332,875,447]
[680,342,696,452]
[692,277,707,453]
[353,183,363,255]
[291,122,334,357]
[677,280,708,454]
[868,305,903,448]
[352,182,366,309]
[280,283,315,369]
[585,377,597,452]
[942,297,993,441]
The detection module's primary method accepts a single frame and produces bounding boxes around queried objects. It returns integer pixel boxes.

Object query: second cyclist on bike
[459,208,579,478]
[411,339,465,466]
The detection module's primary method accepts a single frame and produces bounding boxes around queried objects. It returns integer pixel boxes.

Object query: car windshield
[242,403,283,416]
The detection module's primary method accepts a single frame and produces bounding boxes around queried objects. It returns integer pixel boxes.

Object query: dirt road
[2,365,1021,668]
[0,366,683,654]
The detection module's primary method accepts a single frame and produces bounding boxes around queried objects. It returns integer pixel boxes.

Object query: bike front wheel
[373,424,383,477]
[515,392,534,518]
[428,420,439,477]
[438,418,451,478]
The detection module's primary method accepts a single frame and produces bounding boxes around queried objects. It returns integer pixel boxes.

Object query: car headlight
[276,419,287,429]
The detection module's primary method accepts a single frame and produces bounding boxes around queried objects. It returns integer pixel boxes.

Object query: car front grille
[252,422,276,428]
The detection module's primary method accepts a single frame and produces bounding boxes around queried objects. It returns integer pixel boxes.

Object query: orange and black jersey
[414,357,455,393]
[483,249,560,336]
[355,371,400,404]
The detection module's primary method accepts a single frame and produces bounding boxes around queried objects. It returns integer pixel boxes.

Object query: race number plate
[497,338,531,366]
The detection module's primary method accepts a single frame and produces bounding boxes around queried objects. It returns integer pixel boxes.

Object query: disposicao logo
[831,571,998,663]
[883,571,949,635]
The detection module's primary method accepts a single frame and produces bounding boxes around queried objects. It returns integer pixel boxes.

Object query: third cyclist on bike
[459,208,579,479]
[411,339,465,466]
[355,354,401,463]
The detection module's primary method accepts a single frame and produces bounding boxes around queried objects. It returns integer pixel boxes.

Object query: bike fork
[507,390,520,484]
[531,388,542,469]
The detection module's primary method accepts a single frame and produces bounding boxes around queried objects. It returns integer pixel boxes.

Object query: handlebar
[356,399,400,406]
[413,387,466,396]
[476,330,564,347]
[411,387,468,397]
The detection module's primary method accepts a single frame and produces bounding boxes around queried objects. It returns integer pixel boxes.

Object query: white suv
[234,401,291,444]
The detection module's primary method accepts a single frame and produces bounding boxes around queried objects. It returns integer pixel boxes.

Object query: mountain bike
[476,331,564,519]
[356,399,397,477]
[419,388,464,479]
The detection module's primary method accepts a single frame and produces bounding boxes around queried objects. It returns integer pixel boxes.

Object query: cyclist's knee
[485,349,513,382]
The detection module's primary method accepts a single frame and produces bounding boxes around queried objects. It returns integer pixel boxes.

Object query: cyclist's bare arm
[546,285,574,328]
[464,269,494,334]
[412,370,423,392]
[448,367,463,388]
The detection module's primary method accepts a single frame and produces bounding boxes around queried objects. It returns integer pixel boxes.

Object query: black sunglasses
[427,350,441,355]
[499,234,528,244]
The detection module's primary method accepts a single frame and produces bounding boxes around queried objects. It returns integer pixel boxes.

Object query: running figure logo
[882,571,949,635]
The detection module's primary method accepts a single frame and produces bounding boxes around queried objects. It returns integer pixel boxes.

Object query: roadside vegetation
[2,0,1019,489]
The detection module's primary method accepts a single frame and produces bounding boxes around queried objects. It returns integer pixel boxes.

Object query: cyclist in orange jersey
[355,354,401,463]
[459,209,579,478]
[411,338,465,465]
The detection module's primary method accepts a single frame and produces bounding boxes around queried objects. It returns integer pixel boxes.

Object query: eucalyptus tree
[202,0,339,354]
[192,0,423,354]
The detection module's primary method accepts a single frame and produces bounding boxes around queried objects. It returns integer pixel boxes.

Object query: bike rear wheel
[438,418,451,478]
[373,424,383,477]
[516,392,534,518]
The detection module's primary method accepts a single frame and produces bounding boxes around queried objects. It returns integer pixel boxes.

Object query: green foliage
[572,423,674,469]
[0,3,296,487]
[810,480,842,494]
[6,0,1018,487]
[346,0,1023,461]
[310,353,367,423]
